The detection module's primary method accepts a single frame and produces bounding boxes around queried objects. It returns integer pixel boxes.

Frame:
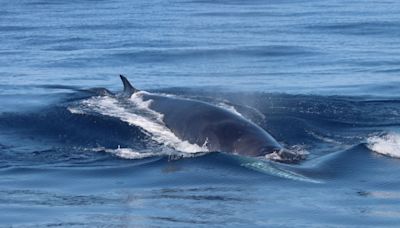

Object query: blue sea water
[1,0,400,227]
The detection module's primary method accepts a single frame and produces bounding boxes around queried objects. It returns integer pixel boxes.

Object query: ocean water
[1,0,400,227]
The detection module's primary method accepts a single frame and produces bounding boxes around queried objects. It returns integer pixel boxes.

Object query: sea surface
[1,0,400,227]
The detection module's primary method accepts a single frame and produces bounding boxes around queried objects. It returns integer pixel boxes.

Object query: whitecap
[367,132,400,158]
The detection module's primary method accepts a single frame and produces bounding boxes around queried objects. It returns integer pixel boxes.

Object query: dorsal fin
[120,74,138,96]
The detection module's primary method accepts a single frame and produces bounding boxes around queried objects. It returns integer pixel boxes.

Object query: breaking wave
[367,132,400,158]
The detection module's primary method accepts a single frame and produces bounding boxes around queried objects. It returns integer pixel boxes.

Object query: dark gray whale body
[119,75,301,162]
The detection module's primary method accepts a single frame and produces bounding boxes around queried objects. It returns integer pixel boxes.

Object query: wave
[367,132,400,158]
[2,87,400,184]
[306,21,400,36]
[45,45,318,68]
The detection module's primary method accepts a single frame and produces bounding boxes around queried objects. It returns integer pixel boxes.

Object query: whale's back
[142,93,282,155]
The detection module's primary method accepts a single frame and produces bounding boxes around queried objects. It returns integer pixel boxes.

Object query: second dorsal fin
[120,74,139,96]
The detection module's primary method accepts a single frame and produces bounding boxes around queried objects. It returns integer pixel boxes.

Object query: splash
[93,146,159,159]
[367,132,400,158]
[92,146,208,160]
[217,102,243,116]
[264,145,309,163]
[68,93,208,154]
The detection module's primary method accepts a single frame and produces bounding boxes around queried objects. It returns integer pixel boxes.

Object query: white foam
[94,147,159,159]
[92,145,209,160]
[264,145,309,162]
[264,151,282,161]
[67,107,85,114]
[367,132,400,158]
[69,93,208,154]
[217,102,243,116]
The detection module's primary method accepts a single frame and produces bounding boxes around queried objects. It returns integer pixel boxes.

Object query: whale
[118,75,303,162]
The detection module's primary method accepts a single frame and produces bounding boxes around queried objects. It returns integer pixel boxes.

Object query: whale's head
[233,130,282,156]
[233,128,305,163]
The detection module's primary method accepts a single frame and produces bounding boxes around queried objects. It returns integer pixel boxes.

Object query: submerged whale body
[118,75,302,162]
